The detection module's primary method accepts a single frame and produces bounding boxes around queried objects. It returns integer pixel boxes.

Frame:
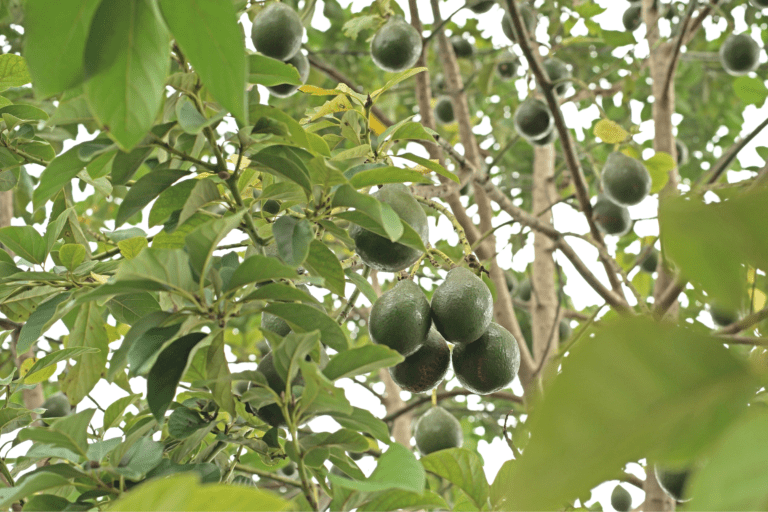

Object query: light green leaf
[397,153,459,183]
[59,243,86,271]
[272,330,322,385]
[248,54,303,87]
[179,179,221,225]
[421,448,489,510]
[148,179,198,226]
[24,347,97,384]
[323,345,404,381]
[226,254,298,292]
[0,105,49,121]
[61,303,108,404]
[185,210,246,279]
[342,14,381,39]
[330,443,425,493]
[490,459,515,510]
[0,54,31,91]
[108,292,161,325]
[332,184,403,241]
[84,0,170,150]
[17,292,71,353]
[272,216,313,268]
[175,96,227,134]
[594,118,629,143]
[370,67,428,101]
[263,302,349,352]
[0,226,47,264]
[108,473,291,511]
[103,394,140,431]
[331,407,391,443]
[118,237,149,260]
[359,489,448,511]
[147,332,208,421]
[733,76,768,106]
[22,0,101,97]
[501,317,757,510]
[0,473,71,509]
[349,166,433,189]
[304,240,346,296]
[159,0,247,123]
[32,144,88,211]
[206,332,235,416]
[644,152,674,193]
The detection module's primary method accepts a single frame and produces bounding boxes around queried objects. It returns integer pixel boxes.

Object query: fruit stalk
[336,266,371,323]
[414,195,472,256]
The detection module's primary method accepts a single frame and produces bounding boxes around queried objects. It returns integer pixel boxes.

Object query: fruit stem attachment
[336,266,372,323]
[414,195,473,256]
[431,388,437,407]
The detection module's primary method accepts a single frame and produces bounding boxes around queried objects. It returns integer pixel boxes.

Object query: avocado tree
[1,0,767,510]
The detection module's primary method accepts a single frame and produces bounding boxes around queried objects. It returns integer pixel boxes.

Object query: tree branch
[715,306,768,335]
[382,389,523,423]
[661,0,698,100]
[699,115,768,186]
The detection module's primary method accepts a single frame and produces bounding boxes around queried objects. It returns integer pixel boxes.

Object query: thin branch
[623,473,646,490]
[718,336,768,346]
[336,266,371,323]
[662,0,698,100]
[715,306,768,335]
[683,0,722,46]
[150,136,217,172]
[234,464,304,487]
[698,116,768,186]
[0,318,21,331]
[653,278,687,317]
[382,389,523,423]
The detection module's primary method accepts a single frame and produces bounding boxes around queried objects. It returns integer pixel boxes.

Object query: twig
[336,266,371,323]
[698,116,768,186]
[0,318,21,331]
[715,306,768,335]
[150,136,217,172]
[653,278,687,317]
[234,464,303,487]
[382,389,522,423]
[661,0,698,100]
[414,195,472,256]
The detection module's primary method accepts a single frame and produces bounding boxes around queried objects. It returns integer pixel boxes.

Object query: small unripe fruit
[719,33,761,76]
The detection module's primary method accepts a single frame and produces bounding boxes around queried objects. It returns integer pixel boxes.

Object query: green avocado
[720,33,760,76]
[601,152,651,206]
[251,2,304,61]
[530,128,557,146]
[542,58,571,96]
[751,0,768,8]
[676,139,688,166]
[622,4,642,32]
[434,96,455,124]
[370,16,423,73]
[466,0,495,14]
[654,466,692,502]
[450,36,474,58]
[41,394,71,422]
[267,50,310,98]
[710,304,739,327]
[349,184,429,272]
[611,484,632,512]
[592,195,631,236]
[639,248,658,273]
[431,267,494,344]
[497,57,519,79]
[452,322,520,394]
[261,312,291,337]
[389,328,450,393]
[501,5,537,43]
[559,318,572,342]
[369,279,432,356]
[514,98,554,141]
[414,406,463,455]
[517,277,532,302]
[504,271,518,295]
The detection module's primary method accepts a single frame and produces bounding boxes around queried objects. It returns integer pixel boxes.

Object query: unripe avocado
[592,195,631,236]
[622,4,642,32]
[452,322,520,394]
[654,466,692,502]
[517,277,532,302]
[349,184,429,272]
[466,0,495,14]
[610,484,632,512]
[497,58,519,79]
[261,312,291,336]
[370,16,423,73]
[434,96,455,125]
[41,394,71,421]
[601,152,651,206]
[251,3,304,62]
[262,199,281,215]
[414,406,463,455]
[281,461,297,476]
[559,318,572,341]
[710,304,739,327]
[389,328,450,393]
[542,58,571,96]
[719,33,761,76]
[369,279,431,357]
[530,128,557,146]
[431,267,493,344]
[501,5,537,43]
[639,248,658,273]
[751,0,768,8]
[267,50,309,98]
[514,98,554,141]
[450,36,474,58]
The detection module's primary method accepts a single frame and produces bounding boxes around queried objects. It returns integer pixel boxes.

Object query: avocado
[710,304,739,327]
[369,279,431,356]
[414,406,463,455]
[504,271,518,295]
[517,277,532,302]
[452,322,520,394]
[530,128,558,146]
[611,484,632,512]
[654,466,692,502]
[592,195,631,236]
[514,98,554,141]
[450,36,474,58]
[466,0,495,14]
[349,184,429,272]
[622,4,642,32]
[261,312,291,337]
[389,328,451,393]
[431,267,494,344]
[639,248,658,273]
[370,16,423,73]
[262,199,281,215]
[542,58,571,96]
[497,57,519,80]
[281,461,297,476]
[676,139,688,166]
[267,50,309,98]
[434,96,455,124]
[559,318,572,342]
[601,152,651,206]
[41,394,71,423]
[501,5,537,43]
[251,2,304,61]
[719,33,760,76]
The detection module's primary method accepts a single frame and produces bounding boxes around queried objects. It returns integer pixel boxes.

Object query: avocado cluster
[370,267,521,396]
[251,2,309,98]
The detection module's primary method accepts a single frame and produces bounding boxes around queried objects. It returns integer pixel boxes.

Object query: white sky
[5,0,768,510]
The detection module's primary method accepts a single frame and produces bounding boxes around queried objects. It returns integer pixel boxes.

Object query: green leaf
[118,237,149,260]
[323,345,404,381]
[342,14,381,39]
[688,408,768,510]
[58,243,86,271]
[251,148,312,196]
[644,152,674,193]
[490,459,515,510]
[501,317,757,510]
[243,282,320,304]
[149,180,197,226]
[0,169,17,191]
[263,303,349,352]
[332,184,403,241]
[20,409,95,457]
[168,406,210,440]
[185,210,246,278]
[108,292,161,325]
[272,330,322,385]
[32,144,88,211]
[359,489,449,512]
[594,119,629,143]
[733,76,768,106]
[108,473,291,511]
[660,188,768,311]
[304,240,346,296]
[103,394,140,431]
[370,67,427,101]
[331,443,425,493]
[127,324,183,377]
[397,153,459,183]
[147,332,208,421]
[349,165,433,189]
[0,473,71,509]
[206,331,235,415]
[17,292,71,353]
[60,303,108,404]
[24,347,97,384]
[114,248,197,295]
[420,448,489,510]
[226,254,298,292]
[179,179,221,225]
[0,54,31,92]
[273,216,313,268]
[386,122,437,143]
[116,169,188,227]
[248,54,303,87]
[159,0,247,123]
[22,0,101,97]
[116,437,164,479]
[175,96,227,134]
[111,122,175,185]
[345,268,378,303]
[0,226,47,265]
[0,105,49,121]
[84,0,170,150]
[330,407,391,443]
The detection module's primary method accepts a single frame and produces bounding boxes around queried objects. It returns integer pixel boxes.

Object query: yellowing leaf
[90,272,109,284]
[25,364,56,385]
[299,84,344,96]
[308,95,354,122]
[594,119,629,144]
[369,113,387,136]
[19,357,36,377]
[751,288,766,311]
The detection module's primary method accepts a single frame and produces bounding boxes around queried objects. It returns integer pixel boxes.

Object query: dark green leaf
[349,165,433,189]
[174,96,227,134]
[108,292,161,325]
[248,54,303,86]
[60,302,108,404]
[323,345,403,381]
[111,123,175,185]
[243,282,320,304]
[332,184,403,241]
[116,169,188,227]
[147,332,208,421]
[32,144,87,211]
[206,331,235,415]
[273,216,313,268]
[420,448,489,510]
[168,406,210,439]
[179,179,221,225]
[127,324,183,376]
[0,226,47,264]
[226,254,298,292]
[263,302,349,351]
[272,330,321,385]
[185,210,246,279]
[0,473,71,509]
[304,240,346,296]
[17,292,71,353]
[398,153,459,183]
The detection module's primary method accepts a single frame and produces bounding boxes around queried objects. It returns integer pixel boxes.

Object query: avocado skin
[501,5,537,42]
[517,277,532,302]
[639,248,658,273]
[42,394,71,422]
[435,96,455,124]
[623,4,642,31]
[431,267,493,344]
[514,98,554,141]
[710,304,739,327]
[261,312,291,336]
[370,17,423,73]
[251,3,303,61]
[369,279,432,357]
[452,322,520,394]
[542,58,571,96]
[611,484,632,512]
[497,58,519,79]
[349,184,429,272]
[467,0,494,14]
[655,466,692,502]
[601,152,651,206]
[592,195,631,236]
[719,34,760,76]
[559,318,572,342]
[450,36,474,58]
[414,406,463,455]
[390,328,450,393]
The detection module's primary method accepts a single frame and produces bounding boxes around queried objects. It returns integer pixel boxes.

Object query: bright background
[4,0,766,509]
